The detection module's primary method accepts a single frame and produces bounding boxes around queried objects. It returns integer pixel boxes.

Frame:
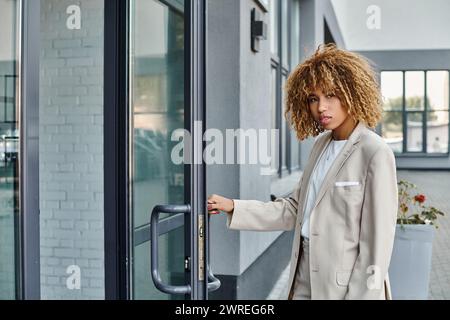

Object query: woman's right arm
[208,176,303,232]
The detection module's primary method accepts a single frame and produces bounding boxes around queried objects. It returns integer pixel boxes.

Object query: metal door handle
[150,204,221,295]
[151,205,191,295]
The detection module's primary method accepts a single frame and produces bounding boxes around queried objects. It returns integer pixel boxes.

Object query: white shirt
[301,138,348,239]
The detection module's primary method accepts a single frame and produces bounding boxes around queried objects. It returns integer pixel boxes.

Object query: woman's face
[307,88,350,132]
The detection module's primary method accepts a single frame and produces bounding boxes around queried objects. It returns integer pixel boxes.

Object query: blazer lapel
[311,121,366,211]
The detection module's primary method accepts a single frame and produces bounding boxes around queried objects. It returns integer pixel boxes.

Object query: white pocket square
[335,181,360,187]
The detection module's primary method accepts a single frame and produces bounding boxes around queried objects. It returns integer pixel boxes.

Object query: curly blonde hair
[285,43,383,141]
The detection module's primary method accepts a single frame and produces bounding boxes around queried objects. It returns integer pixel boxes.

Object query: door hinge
[198,214,205,281]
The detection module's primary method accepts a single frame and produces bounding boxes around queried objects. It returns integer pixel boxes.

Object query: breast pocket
[331,179,365,253]
[334,181,363,191]
[330,180,364,223]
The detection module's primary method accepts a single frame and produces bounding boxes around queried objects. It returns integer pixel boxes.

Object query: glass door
[129,0,186,300]
[128,0,219,300]
[0,0,20,300]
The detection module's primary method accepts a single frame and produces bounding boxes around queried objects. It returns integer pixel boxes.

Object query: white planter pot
[388,224,435,300]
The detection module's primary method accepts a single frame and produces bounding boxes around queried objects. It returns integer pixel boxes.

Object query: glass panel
[39,0,105,299]
[130,0,186,299]
[134,226,185,300]
[406,112,423,152]
[0,0,19,300]
[281,75,287,171]
[405,71,425,111]
[270,67,279,175]
[290,0,300,66]
[290,130,299,170]
[427,71,449,111]
[427,111,449,153]
[281,0,288,66]
[381,71,403,111]
[269,0,278,56]
[382,111,403,153]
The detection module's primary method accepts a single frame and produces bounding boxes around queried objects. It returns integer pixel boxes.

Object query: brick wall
[39,0,104,299]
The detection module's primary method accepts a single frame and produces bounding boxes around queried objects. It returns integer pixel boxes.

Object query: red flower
[414,194,426,204]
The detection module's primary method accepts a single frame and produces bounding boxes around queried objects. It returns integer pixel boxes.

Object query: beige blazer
[227,122,398,300]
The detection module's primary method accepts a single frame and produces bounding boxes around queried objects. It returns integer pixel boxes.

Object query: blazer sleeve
[226,176,303,232]
[345,145,398,300]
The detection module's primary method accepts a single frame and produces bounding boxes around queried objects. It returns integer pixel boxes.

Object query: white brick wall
[40,0,104,300]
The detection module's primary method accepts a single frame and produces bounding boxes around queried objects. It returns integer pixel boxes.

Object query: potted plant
[388,180,445,300]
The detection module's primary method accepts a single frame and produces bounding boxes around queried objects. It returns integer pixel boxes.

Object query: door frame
[104,0,208,300]
[19,0,41,300]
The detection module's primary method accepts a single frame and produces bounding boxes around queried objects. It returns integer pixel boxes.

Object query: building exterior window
[269,0,300,178]
[269,0,278,56]
[0,0,19,300]
[381,70,450,155]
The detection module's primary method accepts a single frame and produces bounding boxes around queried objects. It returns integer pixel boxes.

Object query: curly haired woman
[208,44,398,300]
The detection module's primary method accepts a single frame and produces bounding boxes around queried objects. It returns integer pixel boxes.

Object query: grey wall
[207,0,286,277]
[357,49,450,169]
[237,0,284,274]
[207,0,241,277]
[39,0,104,299]
[207,0,346,282]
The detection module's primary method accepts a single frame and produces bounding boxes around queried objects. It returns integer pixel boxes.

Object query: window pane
[0,0,19,300]
[405,71,425,111]
[407,112,423,152]
[281,75,287,171]
[270,68,278,174]
[427,111,449,153]
[281,0,288,65]
[290,0,300,66]
[269,0,278,55]
[130,0,186,299]
[427,71,449,111]
[382,111,403,153]
[381,72,403,111]
[290,130,299,169]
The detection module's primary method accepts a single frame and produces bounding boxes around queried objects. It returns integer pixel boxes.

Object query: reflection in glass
[382,111,403,153]
[133,227,185,300]
[281,0,288,65]
[0,0,19,300]
[269,0,278,55]
[405,71,425,111]
[427,111,449,153]
[270,67,278,175]
[407,112,423,152]
[290,0,301,66]
[281,75,287,171]
[381,71,403,111]
[427,71,449,111]
[130,0,185,300]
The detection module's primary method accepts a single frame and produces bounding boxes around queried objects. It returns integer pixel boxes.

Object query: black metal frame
[186,0,209,300]
[381,69,450,157]
[104,0,208,300]
[104,0,130,300]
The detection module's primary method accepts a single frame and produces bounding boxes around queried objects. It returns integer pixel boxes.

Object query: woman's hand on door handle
[207,194,234,215]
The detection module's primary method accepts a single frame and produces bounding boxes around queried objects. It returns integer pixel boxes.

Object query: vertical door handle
[150,204,191,295]
[150,204,221,295]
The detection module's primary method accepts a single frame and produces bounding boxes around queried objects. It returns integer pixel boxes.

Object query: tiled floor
[266,170,450,300]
